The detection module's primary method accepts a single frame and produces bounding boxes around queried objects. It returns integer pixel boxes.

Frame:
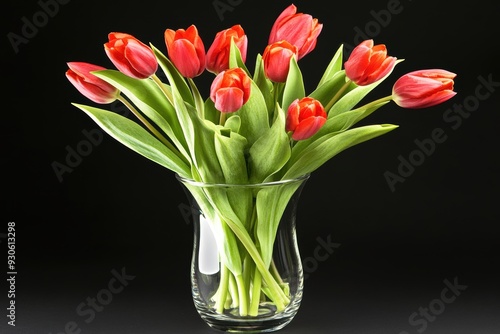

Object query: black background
[2,0,500,333]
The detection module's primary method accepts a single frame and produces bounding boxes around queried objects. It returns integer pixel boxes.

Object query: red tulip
[164,25,206,78]
[268,4,322,60]
[286,97,327,140]
[344,39,397,86]
[206,25,247,74]
[262,41,298,83]
[210,68,252,113]
[392,69,457,109]
[104,32,158,79]
[66,62,119,104]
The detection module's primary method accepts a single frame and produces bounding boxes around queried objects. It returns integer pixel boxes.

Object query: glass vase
[176,174,310,333]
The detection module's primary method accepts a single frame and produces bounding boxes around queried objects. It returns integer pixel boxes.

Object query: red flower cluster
[66,4,456,142]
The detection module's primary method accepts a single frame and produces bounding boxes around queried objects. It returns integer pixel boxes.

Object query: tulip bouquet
[66,3,456,323]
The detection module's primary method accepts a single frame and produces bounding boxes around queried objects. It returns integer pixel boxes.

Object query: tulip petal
[66,62,119,104]
[392,69,457,108]
[292,116,326,140]
[124,39,158,78]
[215,87,244,113]
[170,40,202,78]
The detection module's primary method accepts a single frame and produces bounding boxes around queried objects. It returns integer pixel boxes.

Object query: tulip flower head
[104,33,158,79]
[262,40,298,83]
[344,39,397,86]
[268,4,322,60]
[206,25,248,74]
[66,62,119,104]
[164,25,206,78]
[392,69,457,109]
[286,97,327,141]
[210,68,252,113]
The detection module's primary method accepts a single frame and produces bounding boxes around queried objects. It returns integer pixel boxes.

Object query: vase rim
[175,173,310,188]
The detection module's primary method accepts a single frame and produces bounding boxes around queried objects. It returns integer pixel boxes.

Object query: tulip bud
[210,68,252,113]
[269,4,322,60]
[206,25,247,74]
[392,69,457,109]
[344,39,397,86]
[286,97,327,140]
[104,32,158,79]
[262,40,298,83]
[164,25,206,78]
[66,62,119,104]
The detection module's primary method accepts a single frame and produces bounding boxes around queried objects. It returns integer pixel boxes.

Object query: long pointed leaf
[236,81,270,147]
[317,44,344,87]
[93,69,191,162]
[328,59,403,118]
[248,105,291,183]
[283,124,398,179]
[289,100,390,162]
[282,57,305,113]
[73,103,191,177]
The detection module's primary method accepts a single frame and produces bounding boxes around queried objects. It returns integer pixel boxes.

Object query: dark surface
[2,0,499,333]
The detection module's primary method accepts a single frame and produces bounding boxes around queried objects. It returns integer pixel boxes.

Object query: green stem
[117,95,187,165]
[358,95,394,110]
[219,112,227,126]
[229,273,239,309]
[273,82,284,105]
[249,268,262,316]
[324,79,352,112]
[221,217,289,311]
[270,259,284,286]
[151,74,174,106]
[216,265,230,314]
[235,274,249,316]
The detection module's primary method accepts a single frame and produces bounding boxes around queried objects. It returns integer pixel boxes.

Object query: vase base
[194,294,301,332]
[201,314,294,333]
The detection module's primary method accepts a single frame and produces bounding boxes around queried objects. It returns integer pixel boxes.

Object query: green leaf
[253,54,274,113]
[185,102,225,184]
[309,70,347,108]
[317,44,344,87]
[328,59,403,118]
[214,131,252,228]
[288,100,391,163]
[92,69,190,162]
[224,115,241,133]
[236,80,270,148]
[281,57,305,113]
[180,184,243,276]
[248,105,291,183]
[151,44,194,106]
[255,181,302,268]
[203,97,220,125]
[283,124,399,179]
[73,103,191,177]
[229,38,250,76]
[328,80,382,118]
[215,131,248,184]
[188,78,205,118]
